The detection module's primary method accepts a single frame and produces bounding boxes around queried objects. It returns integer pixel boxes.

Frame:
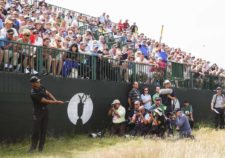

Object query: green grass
[0,124,217,158]
[0,135,129,158]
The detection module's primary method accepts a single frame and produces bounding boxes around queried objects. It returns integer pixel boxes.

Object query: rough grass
[1,127,225,158]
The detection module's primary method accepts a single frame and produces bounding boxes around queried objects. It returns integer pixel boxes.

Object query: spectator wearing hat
[150,107,167,137]
[181,100,194,128]
[0,28,15,70]
[211,87,225,129]
[130,106,151,136]
[151,97,166,114]
[160,79,176,114]
[160,79,176,135]
[175,109,192,138]
[108,99,126,136]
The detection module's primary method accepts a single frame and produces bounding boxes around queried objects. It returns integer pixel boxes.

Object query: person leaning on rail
[28,76,64,153]
[211,87,225,130]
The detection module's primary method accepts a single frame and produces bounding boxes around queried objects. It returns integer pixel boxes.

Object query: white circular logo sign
[67,93,93,125]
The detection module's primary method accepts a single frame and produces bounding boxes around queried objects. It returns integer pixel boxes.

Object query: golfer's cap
[111,99,120,105]
[216,87,222,90]
[163,79,171,85]
[30,76,40,83]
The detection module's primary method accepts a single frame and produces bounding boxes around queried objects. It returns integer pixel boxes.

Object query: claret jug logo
[67,93,93,125]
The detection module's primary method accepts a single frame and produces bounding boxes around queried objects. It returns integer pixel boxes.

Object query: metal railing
[0,39,224,89]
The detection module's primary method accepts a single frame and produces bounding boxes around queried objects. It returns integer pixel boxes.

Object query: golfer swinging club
[29,76,64,153]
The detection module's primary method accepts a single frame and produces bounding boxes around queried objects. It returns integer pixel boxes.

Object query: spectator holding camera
[108,99,126,136]
[130,106,151,136]
[181,100,194,128]
[175,109,192,138]
[150,107,167,137]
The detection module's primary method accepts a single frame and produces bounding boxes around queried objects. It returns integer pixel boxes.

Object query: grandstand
[0,0,224,89]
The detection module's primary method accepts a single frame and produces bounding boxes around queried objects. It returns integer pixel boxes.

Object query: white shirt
[141,94,152,110]
[112,105,126,124]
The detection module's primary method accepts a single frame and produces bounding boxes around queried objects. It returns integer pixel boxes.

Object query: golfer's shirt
[30,86,48,111]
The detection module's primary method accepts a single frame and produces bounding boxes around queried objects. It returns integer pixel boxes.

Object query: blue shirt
[159,51,167,62]
[139,45,149,57]
[0,36,11,47]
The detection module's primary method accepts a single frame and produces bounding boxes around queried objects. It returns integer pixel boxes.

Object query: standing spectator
[52,35,64,76]
[117,19,124,32]
[42,37,52,75]
[99,12,106,24]
[160,80,176,114]
[181,100,194,128]
[160,80,176,135]
[130,22,138,35]
[141,87,152,111]
[123,19,130,31]
[211,87,225,129]
[108,99,126,136]
[128,81,141,110]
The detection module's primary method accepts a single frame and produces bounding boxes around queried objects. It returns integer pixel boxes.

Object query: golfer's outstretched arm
[46,90,57,101]
[41,98,64,104]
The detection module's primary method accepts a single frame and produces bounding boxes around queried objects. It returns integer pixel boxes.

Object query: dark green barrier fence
[0,72,216,141]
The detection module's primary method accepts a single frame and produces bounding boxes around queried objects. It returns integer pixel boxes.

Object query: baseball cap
[155,97,161,101]
[216,87,222,90]
[163,79,171,85]
[111,99,120,105]
[7,29,14,35]
[30,76,40,83]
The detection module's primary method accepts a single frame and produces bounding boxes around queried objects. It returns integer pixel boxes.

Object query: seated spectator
[181,100,194,128]
[62,43,79,78]
[108,99,126,136]
[0,29,16,71]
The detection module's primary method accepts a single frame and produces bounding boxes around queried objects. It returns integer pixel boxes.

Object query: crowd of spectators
[108,81,194,138]
[0,0,224,87]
